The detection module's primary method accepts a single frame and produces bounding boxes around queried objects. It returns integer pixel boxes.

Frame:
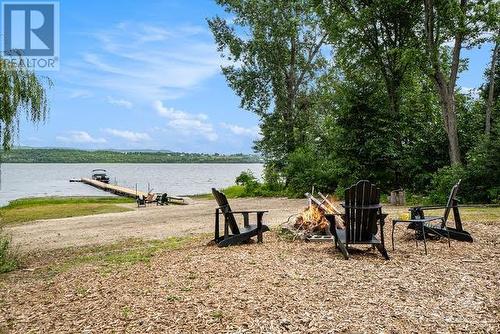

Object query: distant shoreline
[0,148,263,164]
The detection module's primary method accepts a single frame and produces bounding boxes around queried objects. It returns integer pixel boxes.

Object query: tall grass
[0,229,18,273]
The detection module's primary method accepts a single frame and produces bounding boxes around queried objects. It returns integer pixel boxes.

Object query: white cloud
[106,96,133,109]
[104,128,151,142]
[68,89,93,99]
[56,131,106,144]
[153,100,217,141]
[62,22,224,102]
[221,123,261,138]
[459,87,480,99]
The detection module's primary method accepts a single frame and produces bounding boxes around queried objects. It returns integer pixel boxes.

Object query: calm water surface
[0,163,263,206]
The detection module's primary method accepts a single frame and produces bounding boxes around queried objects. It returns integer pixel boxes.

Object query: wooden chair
[156,193,168,206]
[136,193,157,207]
[392,180,473,255]
[325,180,389,260]
[211,188,269,247]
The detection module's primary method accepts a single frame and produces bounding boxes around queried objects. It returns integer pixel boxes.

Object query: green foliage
[1,148,263,163]
[222,171,287,198]
[0,230,17,273]
[0,58,51,150]
[429,166,467,204]
[210,0,499,202]
[209,0,329,178]
[430,130,500,204]
[235,170,258,186]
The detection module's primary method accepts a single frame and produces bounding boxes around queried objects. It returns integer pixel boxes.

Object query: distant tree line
[0,148,263,164]
[209,0,499,203]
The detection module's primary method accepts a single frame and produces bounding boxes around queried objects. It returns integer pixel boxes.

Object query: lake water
[0,163,264,206]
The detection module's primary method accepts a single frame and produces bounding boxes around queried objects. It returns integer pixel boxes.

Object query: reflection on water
[0,163,263,206]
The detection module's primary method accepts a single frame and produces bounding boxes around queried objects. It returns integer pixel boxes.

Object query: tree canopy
[210,0,500,202]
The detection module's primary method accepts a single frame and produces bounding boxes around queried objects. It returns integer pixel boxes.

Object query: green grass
[43,236,193,276]
[0,232,18,273]
[0,196,134,226]
[190,184,288,199]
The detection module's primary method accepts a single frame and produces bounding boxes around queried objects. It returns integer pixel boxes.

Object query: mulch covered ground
[1,218,499,333]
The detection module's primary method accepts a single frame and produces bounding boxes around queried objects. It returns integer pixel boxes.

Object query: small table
[392,217,450,255]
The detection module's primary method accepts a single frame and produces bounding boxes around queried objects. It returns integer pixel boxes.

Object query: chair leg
[392,221,396,251]
[337,241,349,260]
[422,223,427,255]
[376,244,390,260]
[446,226,451,248]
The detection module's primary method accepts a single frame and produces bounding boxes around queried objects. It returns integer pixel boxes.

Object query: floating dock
[81,178,147,198]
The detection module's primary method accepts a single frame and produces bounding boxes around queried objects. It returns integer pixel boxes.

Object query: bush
[0,229,18,273]
[223,171,287,198]
[429,133,500,204]
[429,166,467,204]
[235,170,258,187]
[284,147,338,197]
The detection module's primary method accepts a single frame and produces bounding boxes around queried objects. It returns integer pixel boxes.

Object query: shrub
[235,170,258,187]
[429,165,466,204]
[0,229,18,273]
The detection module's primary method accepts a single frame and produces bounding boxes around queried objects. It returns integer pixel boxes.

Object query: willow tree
[0,58,50,150]
[208,0,329,181]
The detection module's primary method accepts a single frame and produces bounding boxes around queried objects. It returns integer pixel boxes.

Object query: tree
[208,0,328,180]
[485,33,499,135]
[0,58,50,149]
[420,0,491,165]
[318,0,421,186]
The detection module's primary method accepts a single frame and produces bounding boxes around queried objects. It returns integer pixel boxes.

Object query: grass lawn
[0,197,134,226]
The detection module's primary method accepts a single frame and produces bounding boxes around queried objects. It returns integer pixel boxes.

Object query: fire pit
[284,192,344,241]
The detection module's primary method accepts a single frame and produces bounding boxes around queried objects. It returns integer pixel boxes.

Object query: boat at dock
[91,169,110,183]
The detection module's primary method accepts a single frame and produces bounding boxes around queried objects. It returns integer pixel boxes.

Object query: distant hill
[0,148,263,163]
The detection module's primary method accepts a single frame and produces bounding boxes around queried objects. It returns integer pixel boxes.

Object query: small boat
[91,169,110,183]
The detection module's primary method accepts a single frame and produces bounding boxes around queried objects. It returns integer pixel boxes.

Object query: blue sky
[11,0,495,153]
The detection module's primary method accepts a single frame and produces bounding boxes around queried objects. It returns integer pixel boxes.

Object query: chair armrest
[409,205,457,211]
[227,210,269,214]
[378,213,388,219]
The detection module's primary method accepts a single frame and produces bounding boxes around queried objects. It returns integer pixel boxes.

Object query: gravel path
[5,198,306,252]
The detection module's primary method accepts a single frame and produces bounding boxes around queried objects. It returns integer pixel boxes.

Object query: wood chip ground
[0,211,499,333]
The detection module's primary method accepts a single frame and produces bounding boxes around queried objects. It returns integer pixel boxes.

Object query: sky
[8,0,496,154]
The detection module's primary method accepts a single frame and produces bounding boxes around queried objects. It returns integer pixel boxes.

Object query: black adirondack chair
[392,179,472,255]
[325,180,389,260]
[211,188,270,247]
[156,193,168,206]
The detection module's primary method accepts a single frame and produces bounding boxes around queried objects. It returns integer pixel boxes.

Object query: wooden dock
[81,178,147,198]
[80,178,187,204]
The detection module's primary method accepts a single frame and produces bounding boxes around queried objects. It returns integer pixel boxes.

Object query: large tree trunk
[424,0,465,165]
[443,95,462,165]
[485,38,499,135]
[434,74,462,165]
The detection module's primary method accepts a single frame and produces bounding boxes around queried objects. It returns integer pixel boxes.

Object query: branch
[449,0,468,90]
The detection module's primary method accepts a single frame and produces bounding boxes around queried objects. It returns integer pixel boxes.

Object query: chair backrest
[343,180,382,243]
[161,193,168,203]
[211,188,240,235]
[443,179,461,222]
